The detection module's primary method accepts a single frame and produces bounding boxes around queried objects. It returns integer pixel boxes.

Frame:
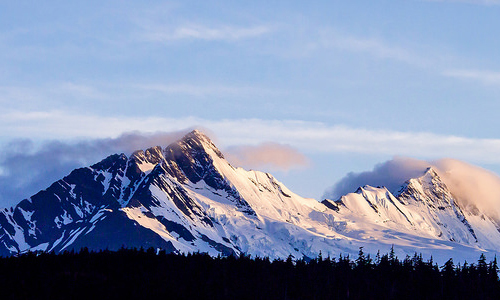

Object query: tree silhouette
[0,248,498,299]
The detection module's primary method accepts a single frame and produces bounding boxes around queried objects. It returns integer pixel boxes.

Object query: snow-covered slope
[0,130,499,263]
[322,167,500,259]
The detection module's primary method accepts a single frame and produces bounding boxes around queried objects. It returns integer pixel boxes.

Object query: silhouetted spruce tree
[1,247,500,299]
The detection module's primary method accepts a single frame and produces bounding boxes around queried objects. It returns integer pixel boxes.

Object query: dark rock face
[0,130,254,256]
[67,210,176,253]
[321,199,340,212]
[0,159,126,254]
[164,131,231,190]
[162,131,255,216]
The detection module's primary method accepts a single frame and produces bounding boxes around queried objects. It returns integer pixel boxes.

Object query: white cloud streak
[312,29,496,87]
[0,83,110,109]
[0,82,287,110]
[134,83,285,98]
[320,32,430,67]
[3,111,500,165]
[443,69,500,86]
[140,23,271,42]
[56,82,109,99]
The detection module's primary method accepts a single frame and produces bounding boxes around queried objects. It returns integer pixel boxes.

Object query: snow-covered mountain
[0,130,499,262]
[323,167,500,259]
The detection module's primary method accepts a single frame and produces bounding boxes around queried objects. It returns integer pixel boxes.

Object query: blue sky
[2,0,500,206]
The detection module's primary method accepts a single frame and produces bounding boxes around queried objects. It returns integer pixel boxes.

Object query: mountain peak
[396,165,454,208]
[177,129,224,159]
[415,167,444,188]
[423,166,439,178]
[183,129,211,143]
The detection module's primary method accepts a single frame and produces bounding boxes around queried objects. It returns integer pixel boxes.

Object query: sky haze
[2,1,500,206]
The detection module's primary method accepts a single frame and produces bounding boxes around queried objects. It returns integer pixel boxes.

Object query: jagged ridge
[1,130,500,262]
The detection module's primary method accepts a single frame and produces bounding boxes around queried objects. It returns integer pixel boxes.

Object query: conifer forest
[0,247,499,299]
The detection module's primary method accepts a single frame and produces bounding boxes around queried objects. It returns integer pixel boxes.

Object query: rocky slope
[1,130,498,262]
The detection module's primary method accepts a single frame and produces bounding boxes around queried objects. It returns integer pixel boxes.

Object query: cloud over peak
[323,157,432,200]
[0,129,310,208]
[0,130,190,207]
[324,157,500,220]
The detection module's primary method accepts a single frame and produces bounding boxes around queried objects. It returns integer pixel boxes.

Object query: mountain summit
[0,131,499,261]
[0,130,325,257]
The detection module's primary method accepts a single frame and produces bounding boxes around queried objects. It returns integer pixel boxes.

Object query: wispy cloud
[5,110,500,207]
[139,23,271,42]
[0,82,288,113]
[134,83,285,98]
[319,32,430,67]
[0,83,110,110]
[225,143,310,172]
[4,111,500,165]
[55,82,109,99]
[304,28,490,86]
[320,31,500,89]
[0,110,198,139]
[443,69,500,86]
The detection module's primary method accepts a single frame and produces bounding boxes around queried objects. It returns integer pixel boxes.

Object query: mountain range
[1,130,499,262]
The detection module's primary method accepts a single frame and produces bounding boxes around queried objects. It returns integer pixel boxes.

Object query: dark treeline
[0,247,499,299]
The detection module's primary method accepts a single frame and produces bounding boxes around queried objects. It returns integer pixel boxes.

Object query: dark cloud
[323,157,431,200]
[0,130,189,208]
